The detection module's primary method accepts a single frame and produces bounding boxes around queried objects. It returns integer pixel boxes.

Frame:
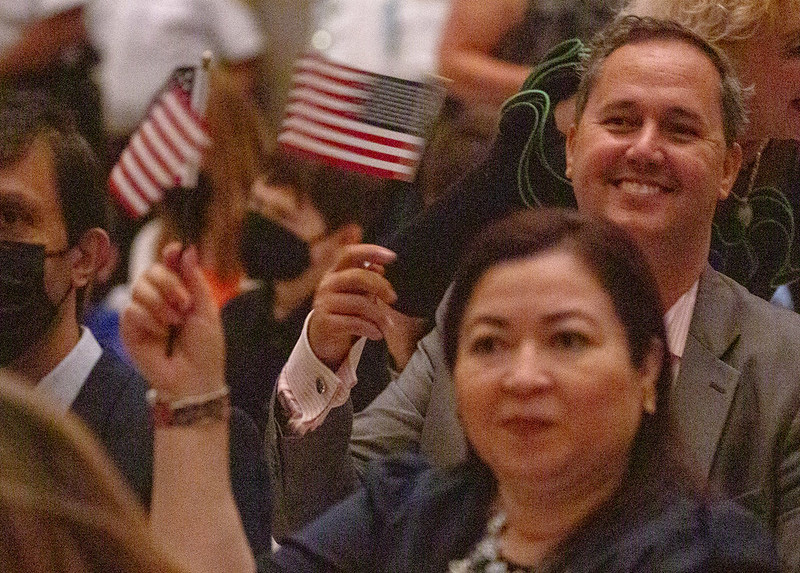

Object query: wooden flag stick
[167,51,213,357]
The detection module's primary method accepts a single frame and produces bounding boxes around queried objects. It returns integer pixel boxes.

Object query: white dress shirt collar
[37,327,103,414]
[663,280,699,360]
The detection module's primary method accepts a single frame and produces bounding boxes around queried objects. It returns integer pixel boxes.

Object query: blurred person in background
[0,376,186,573]
[156,67,268,309]
[0,89,272,556]
[83,0,265,290]
[84,0,264,160]
[0,1,103,156]
[101,66,269,319]
[421,0,622,203]
[222,150,425,433]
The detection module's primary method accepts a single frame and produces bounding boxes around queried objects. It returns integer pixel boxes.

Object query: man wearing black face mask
[0,92,272,556]
[0,92,153,493]
[0,95,113,390]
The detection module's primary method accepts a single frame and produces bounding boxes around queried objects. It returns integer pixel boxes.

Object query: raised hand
[308,243,399,370]
[120,242,225,396]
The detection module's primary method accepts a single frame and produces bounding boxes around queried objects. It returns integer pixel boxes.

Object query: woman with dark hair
[123,209,777,572]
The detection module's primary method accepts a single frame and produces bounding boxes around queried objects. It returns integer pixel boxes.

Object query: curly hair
[623,0,800,44]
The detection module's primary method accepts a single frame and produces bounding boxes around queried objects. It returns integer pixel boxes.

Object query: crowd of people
[2,0,800,572]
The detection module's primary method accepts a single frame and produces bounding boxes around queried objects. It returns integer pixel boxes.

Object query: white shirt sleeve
[276,310,367,435]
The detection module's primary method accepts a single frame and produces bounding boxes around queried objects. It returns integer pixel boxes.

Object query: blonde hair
[160,67,268,280]
[0,379,185,572]
[623,0,800,45]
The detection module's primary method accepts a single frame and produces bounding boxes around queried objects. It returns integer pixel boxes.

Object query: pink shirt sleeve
[276,311,367,434]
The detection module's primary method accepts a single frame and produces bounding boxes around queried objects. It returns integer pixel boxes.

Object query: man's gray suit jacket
[269,267,800,571]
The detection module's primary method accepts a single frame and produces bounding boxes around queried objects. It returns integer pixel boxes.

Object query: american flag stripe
[297,56,367,83]
[162,92,210,148]
[109,168,150,217]
[282,116,419,160]
[283,145,413,181]
[108,66,210,217]
[278,131,416,177]
[141,122,185,177]
[281,128,417,167]
[150,108,192,164]
[289,86,362,113]
[292,75,366,100]
[120,151,162,201]
[138,126,182,180]
[130,134,173,188]
[284,101,425,145]
[278,52,444,182]
[285,105,418,149]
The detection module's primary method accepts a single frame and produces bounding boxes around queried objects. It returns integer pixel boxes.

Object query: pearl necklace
[448,512,548,573]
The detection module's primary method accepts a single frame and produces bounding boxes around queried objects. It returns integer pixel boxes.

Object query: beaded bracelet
[147,386,231,428]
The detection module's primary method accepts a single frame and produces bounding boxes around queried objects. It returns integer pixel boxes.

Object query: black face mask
[240,212,320,282]
[0,241,72,367]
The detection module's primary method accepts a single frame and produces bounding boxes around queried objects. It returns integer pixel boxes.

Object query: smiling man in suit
[268,16,800,570]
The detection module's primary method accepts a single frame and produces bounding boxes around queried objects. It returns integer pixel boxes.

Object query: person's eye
[552,330,590,351]
[0,206,19,225]
[469,335,504,355]
[0,204,27,227]
[602,115,636,131]
[666,123,700,142]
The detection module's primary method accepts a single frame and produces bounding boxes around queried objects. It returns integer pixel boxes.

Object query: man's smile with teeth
[616,180,670,196]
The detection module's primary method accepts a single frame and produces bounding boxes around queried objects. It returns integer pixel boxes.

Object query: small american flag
[278,53,445,182]
[108,67,211,218]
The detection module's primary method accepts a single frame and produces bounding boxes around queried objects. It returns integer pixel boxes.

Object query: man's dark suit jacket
[71,350,271,556]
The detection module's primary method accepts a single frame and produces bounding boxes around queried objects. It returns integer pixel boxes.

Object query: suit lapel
[71,351,123,435]
[670,268,742,481]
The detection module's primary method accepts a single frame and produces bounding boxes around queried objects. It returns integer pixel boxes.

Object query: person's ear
[718,142,743,201]
[639,337,663,415]
[70,228,112,288]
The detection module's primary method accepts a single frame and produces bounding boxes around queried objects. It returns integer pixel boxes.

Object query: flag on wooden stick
[108,66,211,218]
[278,52,446,182]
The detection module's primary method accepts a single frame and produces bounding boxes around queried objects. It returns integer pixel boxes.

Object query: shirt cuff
[277,310,366,435]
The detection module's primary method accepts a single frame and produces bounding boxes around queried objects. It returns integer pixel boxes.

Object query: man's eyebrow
[596,100,638,114]
[0,191,40,215]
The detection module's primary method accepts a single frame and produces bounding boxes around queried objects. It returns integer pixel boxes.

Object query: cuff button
[316,378,326,394]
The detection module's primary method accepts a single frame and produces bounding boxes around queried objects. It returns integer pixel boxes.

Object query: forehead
[466,250,611,317]
[587,38,724,124]
[0,137,64,227]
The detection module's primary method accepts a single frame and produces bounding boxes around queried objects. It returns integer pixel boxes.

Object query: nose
[624,121,664,169]
[501,342,553,394]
